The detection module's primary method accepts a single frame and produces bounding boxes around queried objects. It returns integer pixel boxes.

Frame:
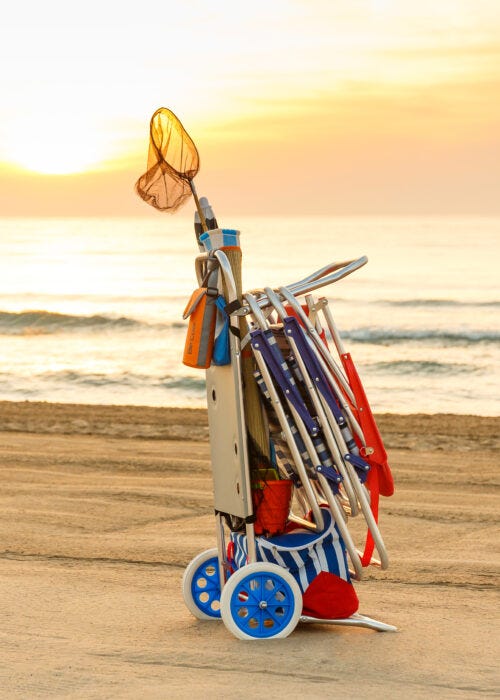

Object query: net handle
[189,180,208,232]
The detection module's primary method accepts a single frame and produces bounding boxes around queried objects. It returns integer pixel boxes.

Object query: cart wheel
[182,548,222,620]
[220,562,301,640]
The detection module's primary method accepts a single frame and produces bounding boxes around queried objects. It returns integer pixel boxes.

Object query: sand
[0,400,498,699]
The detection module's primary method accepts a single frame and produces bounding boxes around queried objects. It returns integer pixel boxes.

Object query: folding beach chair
[265,287,390,570]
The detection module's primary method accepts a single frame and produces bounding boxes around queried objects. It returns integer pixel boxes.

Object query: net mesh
[135,107,200,212]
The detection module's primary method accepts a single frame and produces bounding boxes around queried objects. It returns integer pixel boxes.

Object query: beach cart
[134,106,396,640]
[181,233,396,640]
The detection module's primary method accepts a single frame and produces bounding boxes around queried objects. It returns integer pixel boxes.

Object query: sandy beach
[0,400,498,698]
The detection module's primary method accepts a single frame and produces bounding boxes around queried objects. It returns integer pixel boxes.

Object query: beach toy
[199,228,240,252]
[135,106,396,639]
[251,472,293,537]
[135,107,209,233]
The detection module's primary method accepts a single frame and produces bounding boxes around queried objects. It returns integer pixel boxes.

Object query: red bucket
[252,479,293,536]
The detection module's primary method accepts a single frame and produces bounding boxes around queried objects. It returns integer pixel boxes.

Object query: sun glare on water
[5,117,108,175]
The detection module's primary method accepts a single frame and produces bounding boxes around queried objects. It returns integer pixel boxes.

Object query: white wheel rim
[182,548,222,620]
[220,563,301,640]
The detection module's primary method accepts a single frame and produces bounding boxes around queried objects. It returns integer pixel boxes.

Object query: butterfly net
[135,108,200,212]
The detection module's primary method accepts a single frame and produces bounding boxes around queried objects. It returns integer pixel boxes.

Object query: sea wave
[1,310,498,347]
[367,360,481,376]
[314,297,499,308]
[342,327,500,345]
[0,310,174,335]
[376,299,500,308]
[0,369,206,392]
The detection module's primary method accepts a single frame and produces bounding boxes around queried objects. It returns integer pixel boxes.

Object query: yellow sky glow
[0,0,499,214]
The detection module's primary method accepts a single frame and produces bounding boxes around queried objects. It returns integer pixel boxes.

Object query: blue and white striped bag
[229,508,350,592]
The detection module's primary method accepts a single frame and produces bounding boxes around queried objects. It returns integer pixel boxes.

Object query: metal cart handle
[194,254,368,308]
[248,256,368,312]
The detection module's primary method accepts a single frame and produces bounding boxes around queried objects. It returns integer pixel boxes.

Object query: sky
[0,0,499,216]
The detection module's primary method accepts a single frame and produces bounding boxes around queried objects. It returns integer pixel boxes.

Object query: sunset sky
[0,0,499,216]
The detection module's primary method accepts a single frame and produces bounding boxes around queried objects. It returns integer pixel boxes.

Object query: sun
[4,115,108,175]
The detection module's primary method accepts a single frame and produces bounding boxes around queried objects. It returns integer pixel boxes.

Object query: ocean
[0,215,498,416]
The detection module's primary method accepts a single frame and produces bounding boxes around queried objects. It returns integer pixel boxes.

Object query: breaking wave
[367,360,481,376]
[342,327,500,345]
[43,370,206,391]
[377,299,500,309]
[0,310,176,335]
[0,369,206,392]
[0,312,498,349]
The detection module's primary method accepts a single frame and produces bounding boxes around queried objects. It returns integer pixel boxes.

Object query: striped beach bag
[229,508,359,619]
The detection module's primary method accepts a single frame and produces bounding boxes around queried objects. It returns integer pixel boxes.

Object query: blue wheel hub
[191,556,222,618]
[229,571,296,638]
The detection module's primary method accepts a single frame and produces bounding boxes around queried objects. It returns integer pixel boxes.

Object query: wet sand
[0,401,498,698]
